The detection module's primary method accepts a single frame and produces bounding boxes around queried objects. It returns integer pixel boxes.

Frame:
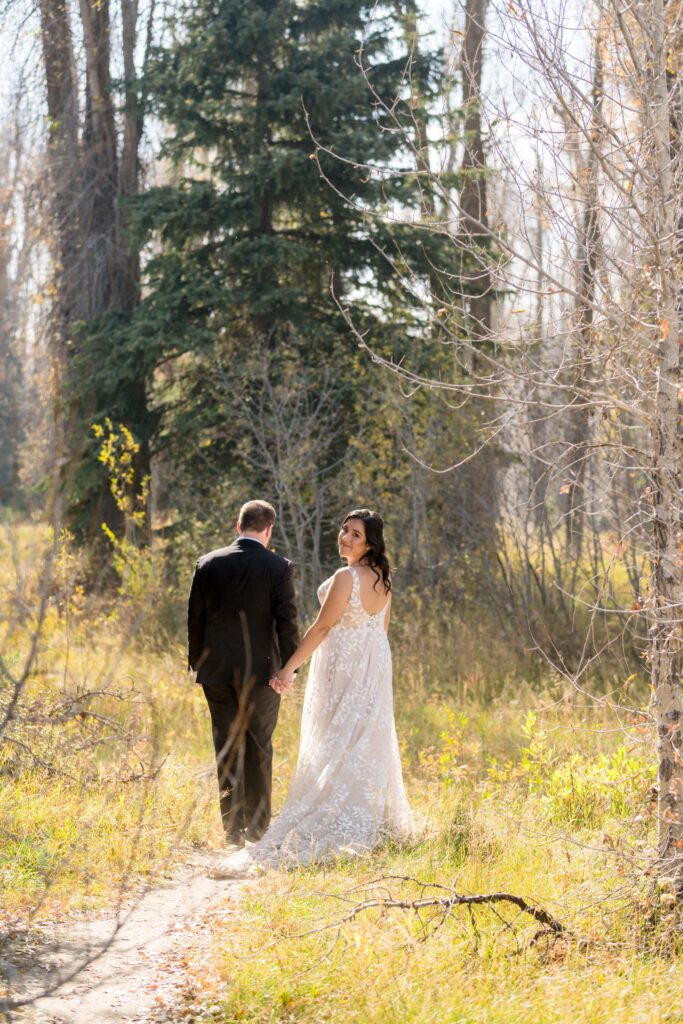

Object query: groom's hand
[269,675,292,695]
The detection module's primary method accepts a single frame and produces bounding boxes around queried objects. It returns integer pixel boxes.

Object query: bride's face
[338,519,369,563]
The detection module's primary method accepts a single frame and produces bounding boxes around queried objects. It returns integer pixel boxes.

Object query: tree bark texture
[562,35,603,557]
[38,0,150,544]
[649,0,683,888]
[459,0,491,348]
[38,0,83,334]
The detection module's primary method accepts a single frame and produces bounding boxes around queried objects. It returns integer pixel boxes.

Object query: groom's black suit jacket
[187,537,300,688]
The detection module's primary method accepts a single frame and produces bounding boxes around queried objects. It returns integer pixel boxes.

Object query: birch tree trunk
[0,130,22,504]
[648,0,683,889]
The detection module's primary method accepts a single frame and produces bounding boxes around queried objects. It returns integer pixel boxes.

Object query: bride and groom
[187,499,412,876]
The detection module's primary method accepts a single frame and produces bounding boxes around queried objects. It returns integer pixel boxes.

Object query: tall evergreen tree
[125,0,446,584]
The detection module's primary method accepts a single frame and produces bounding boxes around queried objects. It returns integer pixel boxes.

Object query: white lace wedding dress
[225,565,413,872]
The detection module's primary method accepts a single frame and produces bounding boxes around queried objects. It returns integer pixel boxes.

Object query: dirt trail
[5,855,241,1023]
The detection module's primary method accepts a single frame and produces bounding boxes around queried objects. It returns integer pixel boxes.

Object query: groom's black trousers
[202,678,281,841]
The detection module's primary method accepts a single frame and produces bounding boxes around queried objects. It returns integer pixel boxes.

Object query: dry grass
[1,520,680,1022]
[170,775,680,1024]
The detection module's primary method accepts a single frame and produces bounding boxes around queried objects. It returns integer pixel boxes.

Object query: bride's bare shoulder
[324,567,353,590]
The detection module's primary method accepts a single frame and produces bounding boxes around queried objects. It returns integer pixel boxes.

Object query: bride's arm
[277,570,353,681]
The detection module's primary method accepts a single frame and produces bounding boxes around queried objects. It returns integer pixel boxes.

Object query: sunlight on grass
[1,521,680,1022]
[175,781,680,1024]
[167,701,674,1024]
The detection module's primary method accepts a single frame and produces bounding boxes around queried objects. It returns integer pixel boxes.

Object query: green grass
[172,781,679,1024]
[0,523,227,915]
[1,520,680,1021]
[165,695,669,1024]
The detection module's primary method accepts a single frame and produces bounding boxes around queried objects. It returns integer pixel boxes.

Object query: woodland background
[1,0,682,1021]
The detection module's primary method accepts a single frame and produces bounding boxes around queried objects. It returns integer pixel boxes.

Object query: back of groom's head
[238,499,276,533]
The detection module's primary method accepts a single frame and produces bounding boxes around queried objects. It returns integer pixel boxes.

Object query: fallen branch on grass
[228,875,566,973]
[322,877,563,935]
[341,889,562,932]
[277,874,566,950]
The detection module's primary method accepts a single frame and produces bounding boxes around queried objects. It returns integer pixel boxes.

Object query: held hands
[269,671,295,695]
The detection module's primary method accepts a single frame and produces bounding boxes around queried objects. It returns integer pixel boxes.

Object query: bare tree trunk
[0,130,22,504]
[79,0,120,299]
[526,158,549,530]
[38,0,81,328]
[456,0,501,565]
[38,0,151,547]
[649,0,683,889]
[38,0,85,526]
[118,0,153,544]
[562,35,603,557]
[79,0,151,542]
[119,0,141,205]
[459,0,491,354]
[79,0,131,541]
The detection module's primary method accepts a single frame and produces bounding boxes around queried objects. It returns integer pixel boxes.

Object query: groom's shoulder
[263,547,292,573]
[195,542,239,569]
[194,542,292,576]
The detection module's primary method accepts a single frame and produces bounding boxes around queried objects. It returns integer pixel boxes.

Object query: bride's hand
[269,674,293,694]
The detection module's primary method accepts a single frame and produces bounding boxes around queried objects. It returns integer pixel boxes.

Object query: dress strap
[348,565,361,603]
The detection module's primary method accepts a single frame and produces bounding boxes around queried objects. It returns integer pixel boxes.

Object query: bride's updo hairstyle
[343,508,392,594]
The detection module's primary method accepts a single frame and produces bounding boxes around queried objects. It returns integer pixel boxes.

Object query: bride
[211,508,413,876]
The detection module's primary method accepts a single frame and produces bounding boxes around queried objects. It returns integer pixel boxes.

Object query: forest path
[7,853,241,1023]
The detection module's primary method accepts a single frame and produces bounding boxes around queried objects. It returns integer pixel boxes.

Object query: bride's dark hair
[343,509,392,593]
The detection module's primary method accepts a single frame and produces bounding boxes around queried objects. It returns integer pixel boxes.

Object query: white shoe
[207,858,257,880]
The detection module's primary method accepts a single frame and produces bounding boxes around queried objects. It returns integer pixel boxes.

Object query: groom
[187,500,300,846]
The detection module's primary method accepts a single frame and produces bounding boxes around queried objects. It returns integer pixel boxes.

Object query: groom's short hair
[239,500,276,533]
